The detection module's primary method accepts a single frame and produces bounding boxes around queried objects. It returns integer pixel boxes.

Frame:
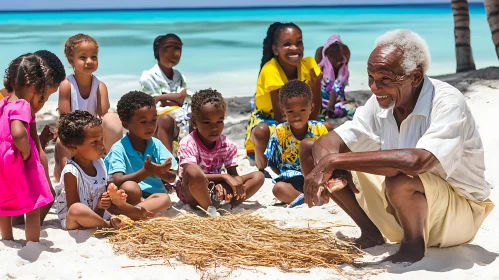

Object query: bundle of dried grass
[97,213,361,273]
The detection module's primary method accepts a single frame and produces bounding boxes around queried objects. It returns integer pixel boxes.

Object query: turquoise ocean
[0,4,496,104]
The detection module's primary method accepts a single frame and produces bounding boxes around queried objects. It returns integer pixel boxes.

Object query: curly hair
[279,79,312,105]
[34,50,66,85]
[260,22,302,72]
[64,33,99,60]
[57,110,102,149]
[153,34,182,61]
[191,88,227,118]
[117,91,156,122]
[3,53,54,95]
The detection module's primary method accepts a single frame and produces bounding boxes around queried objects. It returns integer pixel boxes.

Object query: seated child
[264,80,329,207]
[140,34,192,151]
[55,33,123,183]
[177,89,265,217]
[55,111,125,230]
[105,91,176,212]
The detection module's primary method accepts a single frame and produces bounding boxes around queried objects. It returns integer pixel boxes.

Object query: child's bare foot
[108,183,127,208]
[109,217,126,229]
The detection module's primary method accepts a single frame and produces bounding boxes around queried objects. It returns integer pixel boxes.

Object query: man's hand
[97,192,111,210]
[144,155,172,177]
[224,175,246,200]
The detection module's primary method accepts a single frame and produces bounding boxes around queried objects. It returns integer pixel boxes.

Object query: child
[54,33,123,182]
[177,89,265,217]
[264,80,328,207]
[55,111,124,229]
[3,50,66,226]
[0,54,55,242]
[105,91,175,213]
[55,111,157,230]
[140,34,191,151]
[315,34,356,123]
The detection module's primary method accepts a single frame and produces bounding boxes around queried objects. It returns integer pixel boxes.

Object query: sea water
[0,4,495,102]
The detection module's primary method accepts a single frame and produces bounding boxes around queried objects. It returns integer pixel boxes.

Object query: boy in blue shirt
[105,91,177,215]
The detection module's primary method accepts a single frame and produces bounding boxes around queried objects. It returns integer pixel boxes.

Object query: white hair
[375,29,431,74]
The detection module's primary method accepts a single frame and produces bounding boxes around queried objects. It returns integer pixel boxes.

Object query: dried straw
[96,213,362,274]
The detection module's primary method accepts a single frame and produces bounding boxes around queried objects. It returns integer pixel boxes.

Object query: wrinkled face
[69,41,98,75]
[325,43,343,69]
[272,27,304,68]
[123,106,158,140]
[70,125,106,160]
[193,103,225,146]
[281,96,313,131]
[367,45,421,109]
[157,38,182,69]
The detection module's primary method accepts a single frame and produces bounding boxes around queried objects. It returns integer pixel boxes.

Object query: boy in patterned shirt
[177,89,264,217]
[264,80,329,207]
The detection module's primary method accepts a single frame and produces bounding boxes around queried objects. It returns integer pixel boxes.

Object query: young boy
[264,80,329,207]
[104,91,176,212]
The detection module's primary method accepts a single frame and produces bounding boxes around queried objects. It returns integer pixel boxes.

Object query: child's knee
[250,171,265,185]
[67,203,88,217]
[183,165,206,182]
[120,181,143,202]
[157,114,175,131]
[272,182,287,196]
[251,123,270,143]
[148,193,171,211]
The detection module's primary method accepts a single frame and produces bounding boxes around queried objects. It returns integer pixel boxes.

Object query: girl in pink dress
[0,54,55,242]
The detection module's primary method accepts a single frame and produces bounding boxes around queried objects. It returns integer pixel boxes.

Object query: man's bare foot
[382,238,425,264]
[353,233,386,249]
[108,183,128,208]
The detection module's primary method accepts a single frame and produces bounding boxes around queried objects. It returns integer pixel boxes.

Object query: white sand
[1,70,498,280]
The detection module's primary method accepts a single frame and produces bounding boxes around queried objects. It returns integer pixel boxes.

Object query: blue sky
[0,0,483,11]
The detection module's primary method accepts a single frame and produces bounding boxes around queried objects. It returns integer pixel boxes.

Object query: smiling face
[157,37,182,69]
[367,45,423,109]
[70,125,106,160]
[272,27,304,69]
[281,96,313,131]
[68,41,98,75]
[122,106,158,140]
[192,103,225,147]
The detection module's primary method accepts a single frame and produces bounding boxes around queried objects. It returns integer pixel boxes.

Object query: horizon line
[0,2,485,13]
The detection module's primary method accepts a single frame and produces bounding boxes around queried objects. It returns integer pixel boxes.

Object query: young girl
[264,80,328,208]
[315,34,356,123]
[54,34,123,182]
[55,110,155,230]
[245,22,323,171]
[0,54,55,242]
[140,34,192,151]
[3,50,66,226]
[177,89,264,217]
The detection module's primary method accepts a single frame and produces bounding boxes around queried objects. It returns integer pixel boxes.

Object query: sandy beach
[1,68,498,280]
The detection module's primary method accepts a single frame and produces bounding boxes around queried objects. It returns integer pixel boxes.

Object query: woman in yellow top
[245,22,324,171]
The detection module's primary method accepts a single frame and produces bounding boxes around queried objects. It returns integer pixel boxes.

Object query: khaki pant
[352,172,494,248]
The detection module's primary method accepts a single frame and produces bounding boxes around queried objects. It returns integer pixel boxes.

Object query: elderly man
[300,29,494,263]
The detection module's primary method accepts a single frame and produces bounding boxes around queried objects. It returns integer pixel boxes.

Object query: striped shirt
[335,76,489,202]
[177,131,238,177]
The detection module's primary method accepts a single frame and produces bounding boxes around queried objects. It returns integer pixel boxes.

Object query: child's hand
[97,192,112,210]
[144,155,172,177]
[224,175,246,200]
[39,125,56,149]
[310,67,323,89]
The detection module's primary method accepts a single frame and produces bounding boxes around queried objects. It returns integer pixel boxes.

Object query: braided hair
[3,53,53,95]
[153,34,182,61]
[34,50,66,85]
[260,22,302,71]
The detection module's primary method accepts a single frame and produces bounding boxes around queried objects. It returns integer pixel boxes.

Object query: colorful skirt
[244,109,278,158]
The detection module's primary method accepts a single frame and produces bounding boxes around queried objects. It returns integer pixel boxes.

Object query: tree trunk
[452,0,476,72]
[484,0,499,60]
